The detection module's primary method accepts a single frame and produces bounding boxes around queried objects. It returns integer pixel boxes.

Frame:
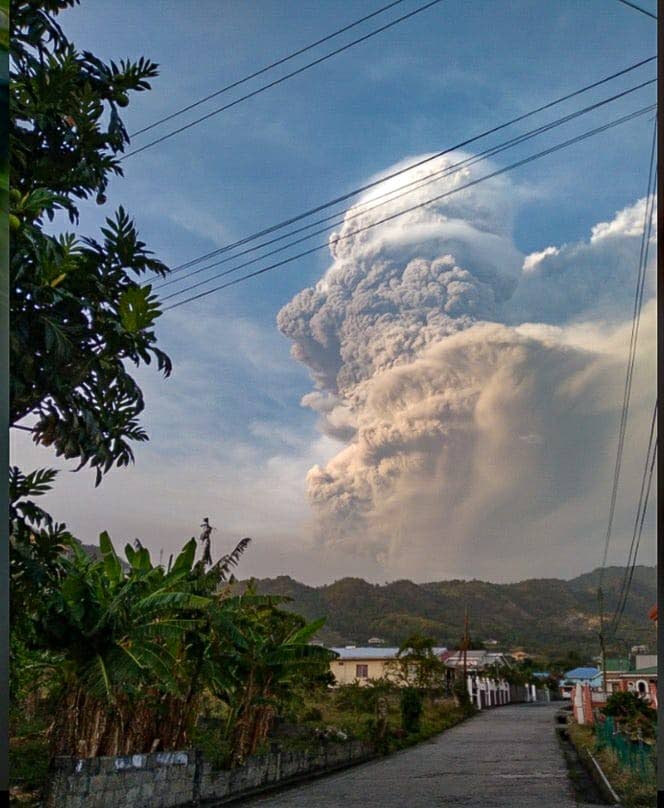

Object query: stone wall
[44,740,374,808]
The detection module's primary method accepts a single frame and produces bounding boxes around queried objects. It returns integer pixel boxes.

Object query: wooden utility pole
[463,606,469,680]
[598,587,607,696]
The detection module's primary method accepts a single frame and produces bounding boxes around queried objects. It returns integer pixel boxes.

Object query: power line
[160,56,655,278]
[612,440,657,634]
[596,117,656,680]
[156,79,656,298]
[160,56,656,278]
[122,0,446,160]
[598,119,657,585]
[615,0,657,20]
[609,399,658,635]
[130,0,409,138]
[162,102,655,311]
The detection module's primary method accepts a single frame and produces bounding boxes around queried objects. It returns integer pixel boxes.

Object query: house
[559,667,601,699]
[329,646,447,685]
[601,657,630,695]
[603,655,658,708]
[441,650,511,682]
[614,665,658,708]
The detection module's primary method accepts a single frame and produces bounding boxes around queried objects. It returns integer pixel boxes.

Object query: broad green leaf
[99,530,122,585]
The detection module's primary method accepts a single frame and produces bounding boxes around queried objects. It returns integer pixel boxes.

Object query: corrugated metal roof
[564,667,600,680]
[329,646,447,660]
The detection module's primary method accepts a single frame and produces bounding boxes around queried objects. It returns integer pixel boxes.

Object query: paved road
[242,703,585,807]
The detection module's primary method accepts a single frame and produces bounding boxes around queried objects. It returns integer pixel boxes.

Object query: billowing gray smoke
[277,153,656,578]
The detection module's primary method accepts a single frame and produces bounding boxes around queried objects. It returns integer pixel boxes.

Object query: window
[356,664,369,679]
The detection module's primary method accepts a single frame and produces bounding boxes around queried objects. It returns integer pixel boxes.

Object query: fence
[595,716,655,781]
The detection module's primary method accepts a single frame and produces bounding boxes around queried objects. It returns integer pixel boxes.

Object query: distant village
[321,602,658,719]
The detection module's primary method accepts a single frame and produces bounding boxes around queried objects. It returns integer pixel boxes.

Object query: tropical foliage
[603,692,657,743]
[386,633,446,690]
[13,530,336,762]
[10,0,170,484]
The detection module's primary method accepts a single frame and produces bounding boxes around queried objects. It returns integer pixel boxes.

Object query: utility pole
[598,587,607,696]
[463,606,469,681]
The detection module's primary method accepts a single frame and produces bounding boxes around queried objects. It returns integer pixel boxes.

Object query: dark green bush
[400,688,423,734]
[303,707,323,722]
[453,678,471,710]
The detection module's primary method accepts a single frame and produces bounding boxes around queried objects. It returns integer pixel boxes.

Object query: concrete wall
[45,751,198,808]
[45,740,374,808]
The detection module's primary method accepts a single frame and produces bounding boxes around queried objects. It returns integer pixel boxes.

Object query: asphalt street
[241,703,589,807]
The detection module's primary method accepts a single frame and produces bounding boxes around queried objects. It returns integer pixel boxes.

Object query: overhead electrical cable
[161,102,655,311]
[161,55,656,277]
[609,399,658,636]
[598,118,657,588]
[130,0,409,137]
[156,79,656,298]
[606,157,658,636]
[596,118,656,675]
[122,0,446,160]
[615,0,657,20]
[612,439,657,634]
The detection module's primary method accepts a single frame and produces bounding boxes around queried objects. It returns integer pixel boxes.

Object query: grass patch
[9,727,50,807]
[567,721,656,808]
[294,685,473,755]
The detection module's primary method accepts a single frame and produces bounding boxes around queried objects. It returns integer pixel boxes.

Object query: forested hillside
[245,566,656,661]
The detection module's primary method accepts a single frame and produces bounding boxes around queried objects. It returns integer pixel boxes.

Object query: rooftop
[330,646,447,660]
[563,667,600,680]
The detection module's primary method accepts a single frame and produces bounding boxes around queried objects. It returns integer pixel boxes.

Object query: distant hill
[245,566,656,662]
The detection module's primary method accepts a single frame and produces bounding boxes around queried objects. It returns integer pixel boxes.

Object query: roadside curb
[586,749,621,805]
[561,716,622,806]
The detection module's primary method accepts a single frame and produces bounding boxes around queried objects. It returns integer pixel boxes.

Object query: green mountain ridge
[246,566,656,661]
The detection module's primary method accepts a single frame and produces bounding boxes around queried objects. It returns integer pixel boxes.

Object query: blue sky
[12,0,657,583]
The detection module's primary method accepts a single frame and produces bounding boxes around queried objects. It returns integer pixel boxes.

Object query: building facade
[329,646,447,685]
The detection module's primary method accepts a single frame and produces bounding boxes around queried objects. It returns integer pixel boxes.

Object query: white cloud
[523,245,559,272]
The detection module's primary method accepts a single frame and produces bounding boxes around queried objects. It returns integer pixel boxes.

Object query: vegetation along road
[243,703,587,807]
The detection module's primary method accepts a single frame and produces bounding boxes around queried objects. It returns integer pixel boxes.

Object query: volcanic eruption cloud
[277,153,656,579]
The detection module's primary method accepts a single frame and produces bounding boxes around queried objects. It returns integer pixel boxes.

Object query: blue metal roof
[563,666,600,680]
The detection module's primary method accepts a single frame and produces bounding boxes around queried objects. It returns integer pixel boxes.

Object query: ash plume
[277,153,656,577]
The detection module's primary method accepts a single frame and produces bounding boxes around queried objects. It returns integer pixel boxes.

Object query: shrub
[303,707,323,723]
[400,688,423,734]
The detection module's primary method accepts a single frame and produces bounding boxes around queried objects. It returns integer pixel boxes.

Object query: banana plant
[36,531,250,757]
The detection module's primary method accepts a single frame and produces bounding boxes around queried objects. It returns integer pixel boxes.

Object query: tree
[603,691,656,742]
[10,0,170,486]
[388,633,445,691]
[207,590,336,764]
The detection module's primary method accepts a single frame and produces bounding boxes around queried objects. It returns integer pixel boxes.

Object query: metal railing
[595,716,656,780]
